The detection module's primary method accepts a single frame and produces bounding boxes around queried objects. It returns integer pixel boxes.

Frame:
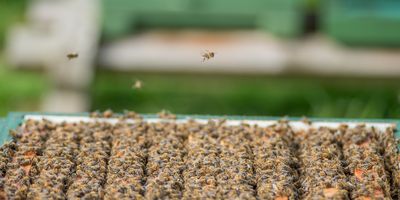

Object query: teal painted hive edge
[1,112,400,145]
[0,118,5,141]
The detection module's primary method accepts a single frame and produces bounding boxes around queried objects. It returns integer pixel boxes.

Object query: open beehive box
[0,112,399,199]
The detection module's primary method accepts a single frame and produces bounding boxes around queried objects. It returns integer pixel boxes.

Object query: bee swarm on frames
[253,123,298,199]
[340,125,392,199]
[298,127,350,199]
[1,112,400,200]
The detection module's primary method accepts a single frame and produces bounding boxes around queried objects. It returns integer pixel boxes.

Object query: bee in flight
[132,79,143,90]
[202,50,215,62]
[67,52,79,60]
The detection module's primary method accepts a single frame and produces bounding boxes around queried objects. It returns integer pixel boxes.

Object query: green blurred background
[1,0,400,119]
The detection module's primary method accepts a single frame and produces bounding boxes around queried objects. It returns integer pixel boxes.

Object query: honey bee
[103,109,114,118]
[90,111,101,118]
[132,80,143,90]
[158,110,176,120]
[201,50,215,62]
[67,52,79,60]
[301,116,312,125]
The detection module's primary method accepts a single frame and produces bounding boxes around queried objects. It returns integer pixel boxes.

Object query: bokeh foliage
[1,0,399,119]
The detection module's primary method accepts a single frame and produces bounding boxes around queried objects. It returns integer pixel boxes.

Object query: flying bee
[201,50,215,62]
[132,80,143,90]
[67,52,79,60]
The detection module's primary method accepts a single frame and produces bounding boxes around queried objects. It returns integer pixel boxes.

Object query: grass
[91,71,400,119]
[0,0,44,116]
[2,66,399,119]
[0,0,26,47]
[0,62,48,116]
[0,56,399,119]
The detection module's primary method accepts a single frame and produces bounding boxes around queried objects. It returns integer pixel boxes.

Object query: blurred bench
[102,0,302,39]
[322,0,400,46]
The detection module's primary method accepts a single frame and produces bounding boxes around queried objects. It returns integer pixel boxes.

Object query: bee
[301,116,312,125]
[67,52,79,60]
[90,111,101,118]
[201,50,215,62]
[132,80,143,90]
[158,110,176,120]
[103,109,114,118]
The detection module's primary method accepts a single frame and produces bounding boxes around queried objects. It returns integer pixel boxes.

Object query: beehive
[0,112,399,199]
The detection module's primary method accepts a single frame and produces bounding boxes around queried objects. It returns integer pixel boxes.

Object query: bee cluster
[145,122,186,199]
[216,123,255,199]
[3,120,50,199]
[298,127,349,199]
[104,122,147,199]
[340,125,392,199]
[182,120,257,199]
[66,122,111,199]
[183,121,221,199]
[0,142,16,198]
[380,128,400,198]
[252,123,298,199]
[0,113,399,200]
[27,122,79,199]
